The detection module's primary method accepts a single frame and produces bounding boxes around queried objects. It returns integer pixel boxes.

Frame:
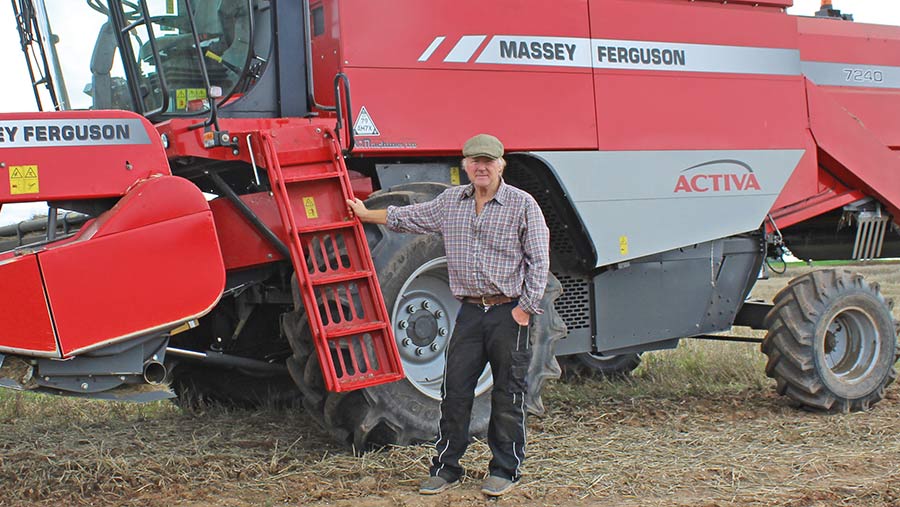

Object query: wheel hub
[392,257,493,400]
[407,309,438,346]
[822,308,880,384]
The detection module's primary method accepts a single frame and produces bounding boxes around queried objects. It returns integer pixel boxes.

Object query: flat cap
[462,134,504,159]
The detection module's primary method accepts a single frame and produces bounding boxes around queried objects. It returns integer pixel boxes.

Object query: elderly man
[346,134,550,497]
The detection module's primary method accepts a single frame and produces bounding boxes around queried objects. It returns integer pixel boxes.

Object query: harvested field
[1,263,899,506]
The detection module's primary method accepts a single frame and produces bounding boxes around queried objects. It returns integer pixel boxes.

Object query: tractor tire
[169,362,300,410]
[563,352,641,379]
[167,301,301,410]
[284,183,566,449]
[761,269,900,412]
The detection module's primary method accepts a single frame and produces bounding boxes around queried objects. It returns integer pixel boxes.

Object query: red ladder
[256,126,403,392]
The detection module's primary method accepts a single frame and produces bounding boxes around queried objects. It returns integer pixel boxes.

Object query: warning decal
[618,235,629,256]
[303,197,319,219]
[353,106,381,137]
[450,166,461,185]
[9,165,39,195]
[175,88,207,110]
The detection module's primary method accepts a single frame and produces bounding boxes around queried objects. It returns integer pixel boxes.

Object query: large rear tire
[168,298,300,409]
[761,269,899,412]
[285,184,566,449]
[563,352,641,379]
[169,363,300,409]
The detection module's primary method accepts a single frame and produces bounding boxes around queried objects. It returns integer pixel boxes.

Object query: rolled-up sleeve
[385,190,449,235]
[517,198,550,315]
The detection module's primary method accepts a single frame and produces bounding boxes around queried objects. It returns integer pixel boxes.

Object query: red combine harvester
[1,0,898,448]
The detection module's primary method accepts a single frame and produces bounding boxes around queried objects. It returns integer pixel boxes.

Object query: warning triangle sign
[353,106,381,137]
[10,168,22,178]
[24,167,36,178]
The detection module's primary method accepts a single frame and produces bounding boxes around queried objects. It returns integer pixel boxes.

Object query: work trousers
[430,301,532,482]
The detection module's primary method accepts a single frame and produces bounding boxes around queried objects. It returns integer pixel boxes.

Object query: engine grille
[554,273,592,330]
[512,173,577,258]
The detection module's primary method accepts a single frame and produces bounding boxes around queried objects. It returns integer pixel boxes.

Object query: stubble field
[1,263,898,507]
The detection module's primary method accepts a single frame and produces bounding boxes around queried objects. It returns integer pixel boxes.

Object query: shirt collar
[460,179,510,205]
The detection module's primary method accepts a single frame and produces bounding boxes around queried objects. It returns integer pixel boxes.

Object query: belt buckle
[481,295,490,312]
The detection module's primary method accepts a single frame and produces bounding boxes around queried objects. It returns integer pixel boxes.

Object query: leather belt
[462,295,517,307]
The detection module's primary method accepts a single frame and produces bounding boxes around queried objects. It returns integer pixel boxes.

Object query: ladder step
[267,159,339,184]
[281,168,342,184]
[337,372,405,389]
[325,321,388,339]
[309,270,372,286]
[293,221,354,234]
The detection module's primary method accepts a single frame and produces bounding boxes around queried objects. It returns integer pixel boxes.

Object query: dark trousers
[430,301,532,482]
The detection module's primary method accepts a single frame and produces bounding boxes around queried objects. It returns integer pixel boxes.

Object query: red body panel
[590,0,806,151]
[326,0,807,154]
[592,0,797,47]
[797,17,900,149]
[804,81,900,219]
[0,111,169,203]
[39,176,225,356]
[594,74,807,151]
[336,0,597,153]
[345,68,598,152]
[301,0,900,232]
[0,255,57,356]
[0,110,225,358]
[210,193,286,270]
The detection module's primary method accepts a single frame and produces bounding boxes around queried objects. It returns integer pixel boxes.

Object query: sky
[1,0,900,226]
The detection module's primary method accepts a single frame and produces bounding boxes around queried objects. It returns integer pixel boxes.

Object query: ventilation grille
[555,273,592,330]
[512,174,577,258]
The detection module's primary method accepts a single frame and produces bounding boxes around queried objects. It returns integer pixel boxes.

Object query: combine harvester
[0,0,897,448]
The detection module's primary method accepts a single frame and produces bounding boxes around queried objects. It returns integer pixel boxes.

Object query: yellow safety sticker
[303,197,319,219]
[188,88,207,100]
[175,88,208,109]
[166,0,175,14]
[9,165,39,195]
[619,235,629,256]
[450,166,460,185]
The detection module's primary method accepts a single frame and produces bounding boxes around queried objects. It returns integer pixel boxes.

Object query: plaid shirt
[386,181,550,314]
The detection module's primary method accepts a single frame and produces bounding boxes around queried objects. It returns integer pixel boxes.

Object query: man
[346,134,550,497]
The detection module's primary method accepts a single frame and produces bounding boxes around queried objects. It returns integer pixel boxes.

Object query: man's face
[463,156,503,190]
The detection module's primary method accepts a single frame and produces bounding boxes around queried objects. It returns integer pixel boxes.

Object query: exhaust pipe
[143,360,167,384]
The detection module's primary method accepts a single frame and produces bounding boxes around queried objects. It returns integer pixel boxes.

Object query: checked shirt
[385,180,550,314]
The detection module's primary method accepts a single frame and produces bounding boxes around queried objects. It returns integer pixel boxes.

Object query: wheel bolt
[401,338,411,347]
[406,304,416,314]
[434,310,443,318]
[430,343,439,351]
[422,301,431,310]
[398,320,408,329]
[439,328,448,336]
[415,347,424,356]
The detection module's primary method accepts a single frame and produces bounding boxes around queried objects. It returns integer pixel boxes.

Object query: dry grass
[0,263,899,507]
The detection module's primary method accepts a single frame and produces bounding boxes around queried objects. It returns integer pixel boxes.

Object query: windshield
[37,0,253,116]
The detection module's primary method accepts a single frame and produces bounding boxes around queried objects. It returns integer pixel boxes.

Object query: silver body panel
[531,150,805,267]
